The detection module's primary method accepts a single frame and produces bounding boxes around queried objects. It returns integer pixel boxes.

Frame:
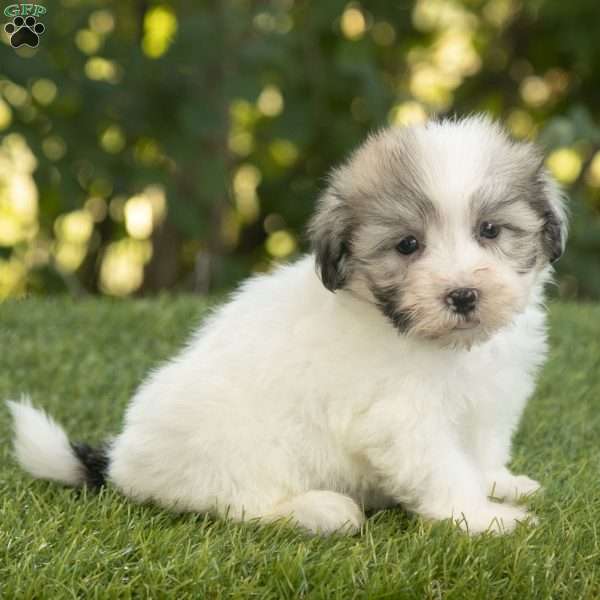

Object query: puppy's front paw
[455,502,537,535]
[487,470,542,502]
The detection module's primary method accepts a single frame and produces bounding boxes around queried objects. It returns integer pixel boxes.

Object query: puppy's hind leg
[259,490,365,535]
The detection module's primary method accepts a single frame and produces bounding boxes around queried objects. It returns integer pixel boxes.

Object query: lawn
[1,298,600,599]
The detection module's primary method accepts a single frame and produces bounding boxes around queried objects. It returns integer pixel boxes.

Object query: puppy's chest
[443,361,511,410]
[441,330,544,411]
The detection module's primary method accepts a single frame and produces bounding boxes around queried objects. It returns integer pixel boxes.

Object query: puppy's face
[310,117,567,348]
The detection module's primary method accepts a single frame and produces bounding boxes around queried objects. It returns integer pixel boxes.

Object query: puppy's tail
[6,397,109,489]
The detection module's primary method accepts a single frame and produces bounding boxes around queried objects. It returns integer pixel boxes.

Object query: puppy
[8,116,567,535]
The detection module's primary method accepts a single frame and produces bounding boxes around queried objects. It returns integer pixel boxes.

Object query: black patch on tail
[71,442,109,488]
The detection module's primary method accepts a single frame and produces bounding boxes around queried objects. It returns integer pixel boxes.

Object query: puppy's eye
[396,235,419,255]
[479,221,500,239]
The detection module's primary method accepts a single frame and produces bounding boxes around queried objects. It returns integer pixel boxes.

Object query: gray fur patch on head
[309,127,435,294]
[533,168,568,263]
[477,139,567,266]
[368,281,413,332]
[308,184,353,291]
[471,169,545,274]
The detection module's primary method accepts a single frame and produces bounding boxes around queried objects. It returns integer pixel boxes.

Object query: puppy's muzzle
[446,287,479,315]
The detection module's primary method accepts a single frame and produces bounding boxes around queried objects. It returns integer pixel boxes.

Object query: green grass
[1,298,600,599]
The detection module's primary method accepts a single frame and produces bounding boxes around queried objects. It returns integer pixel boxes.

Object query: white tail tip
[7,397,84,486]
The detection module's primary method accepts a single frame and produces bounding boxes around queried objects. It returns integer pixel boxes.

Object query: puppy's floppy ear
[308,184,353,292]
[537,167,568,263]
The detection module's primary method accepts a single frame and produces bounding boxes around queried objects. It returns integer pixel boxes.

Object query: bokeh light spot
[434,31,481,78]
[0,134,38,247]
[89,10,115,35]
[413,0,478,32]
[253,12,276,32]
[389,101,428,126]
[31,79,57,105]
[257,85,284,117]
[228,131,254,156]
[134,138,162,166]
[123,186,167,239]
[100,239,152,296]
[266,230,297,258]
[100,125,126,154]
[2,83,29,107]
[546,148,582,184]
[125,195,154,239]
[42,136,67,161]
[409,64,456,109]
[142,5,178,59]
[341,6,366,40]
[54,209,94,245]
[506,109,536,139]
[233,164,261,224]
[230,99,257,127]
[520,76,551,107]
[483,0,517,28]
[269,139,298,167]
[75,29,102,54]
[85,57,121,83]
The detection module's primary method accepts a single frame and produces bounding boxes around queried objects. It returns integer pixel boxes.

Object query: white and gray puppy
[8,116,567,535]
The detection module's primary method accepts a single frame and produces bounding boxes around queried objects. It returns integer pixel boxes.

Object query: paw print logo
[4,16,45,48]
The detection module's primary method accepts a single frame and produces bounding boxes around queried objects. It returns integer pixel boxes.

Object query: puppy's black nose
[446,288,479,315]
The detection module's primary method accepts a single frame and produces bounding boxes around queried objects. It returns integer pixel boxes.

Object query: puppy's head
[309,116,567,347]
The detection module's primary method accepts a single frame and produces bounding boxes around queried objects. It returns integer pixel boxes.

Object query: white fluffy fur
[7,398,83,486]
[9,117,562,536]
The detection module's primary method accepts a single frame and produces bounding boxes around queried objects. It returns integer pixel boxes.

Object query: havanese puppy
[8,115,567,535]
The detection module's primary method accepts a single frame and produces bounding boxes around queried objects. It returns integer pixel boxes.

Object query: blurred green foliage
[0,0,599,299]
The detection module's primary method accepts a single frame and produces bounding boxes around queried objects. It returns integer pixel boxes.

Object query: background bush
[1,0,599,299]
